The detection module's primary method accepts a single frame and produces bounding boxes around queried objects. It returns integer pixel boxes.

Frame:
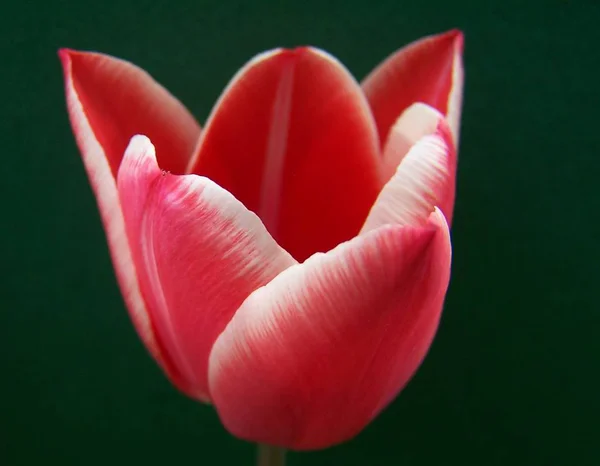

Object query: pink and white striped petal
[362,109,457,231]
[208,210,451,450]
[117,136,296,401]
[186,47,383,261]
[59,49,200,176]
[379,102,444,181]
[361,30,464,147]
[60,54,171,376]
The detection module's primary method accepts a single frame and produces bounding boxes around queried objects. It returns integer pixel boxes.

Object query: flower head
[59,29,463,450]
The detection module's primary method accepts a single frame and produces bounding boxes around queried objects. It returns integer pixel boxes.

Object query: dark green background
[2,0,598,464]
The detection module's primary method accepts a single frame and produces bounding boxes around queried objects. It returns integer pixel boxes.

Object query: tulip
[59,29,463,457]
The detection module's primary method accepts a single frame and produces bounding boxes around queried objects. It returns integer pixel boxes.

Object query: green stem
[256,444,286,466]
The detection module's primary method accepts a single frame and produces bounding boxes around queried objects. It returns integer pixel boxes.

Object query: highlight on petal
[362,108,457,230]
[60,54,168,375]
[186,47,383,262]
[209,209,451,450]
[361,30,464,147]
[117,136,296,401]
[379,102,444,181]
[59,49,200,176]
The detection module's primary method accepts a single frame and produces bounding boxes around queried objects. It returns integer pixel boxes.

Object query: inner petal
[187,47,383,261]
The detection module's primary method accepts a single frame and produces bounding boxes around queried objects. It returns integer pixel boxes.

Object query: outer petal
[361,30,464,147]
[209,210,451,450]
[117,136,296,401]
[60,54,169,375]
[186,47,383,262]
[59,49,200,175]
[362,106,457,229]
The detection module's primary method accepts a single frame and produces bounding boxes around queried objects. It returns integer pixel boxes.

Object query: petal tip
[57,48,70,61]
[120,134,158,176]
[274,46,345,71]
[58,48,73,75]
[440,29,464,49]
[430,206,450,230]
[452,29,464,50]
[127,134,154,151]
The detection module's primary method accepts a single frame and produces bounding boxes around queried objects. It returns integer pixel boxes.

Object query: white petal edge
[381,102,443,180]
[63,64,162,363]
[362,131,450,232]
[446,38,464,147]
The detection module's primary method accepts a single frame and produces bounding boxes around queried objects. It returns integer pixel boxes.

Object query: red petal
[187,48,383,262]
[209,210,451,450]
[362,104,457,229]
[60,54,170,377]
[361,30,464,147]
[117,136,296,401]
[59,49,200,176]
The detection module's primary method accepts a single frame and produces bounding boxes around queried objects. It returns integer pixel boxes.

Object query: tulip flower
[59,29,463,460]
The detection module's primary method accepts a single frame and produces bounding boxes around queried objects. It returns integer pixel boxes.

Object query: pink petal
[361,30,464,147]
[379,102,444,180]
[362,106,457,230]
[187,47,383,262]
[59,49,200,176]
[117,136,296,401]
[60,53,170,377]
[209,210,451,450]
